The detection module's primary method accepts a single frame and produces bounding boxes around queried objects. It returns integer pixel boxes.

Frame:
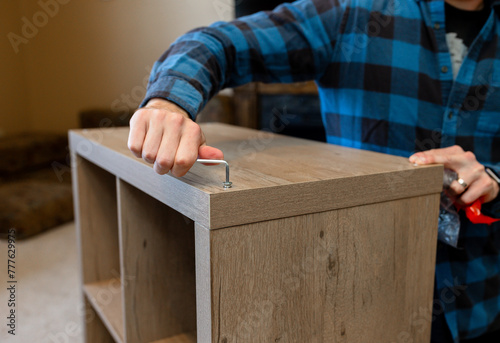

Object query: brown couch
[0,133,73,239]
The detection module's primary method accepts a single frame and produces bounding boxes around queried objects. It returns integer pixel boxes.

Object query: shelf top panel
[70,123,442,229]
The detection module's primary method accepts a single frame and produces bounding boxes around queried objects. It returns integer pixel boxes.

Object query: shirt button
[448,111,453,119]
[441,66,448,73]
[434,23,440,30]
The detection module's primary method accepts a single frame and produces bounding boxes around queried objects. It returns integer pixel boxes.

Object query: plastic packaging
[438,191,460,247]
[438,169,500,247]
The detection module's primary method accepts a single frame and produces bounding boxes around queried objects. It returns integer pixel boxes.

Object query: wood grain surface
[71,124,442,343]
[84,279,124,343]
[72,153,122,342]
[151,332,196,343]
[118,179,197,342]
[82,297,116,343]
[72,155,120,284]
[70,124,442,229]
[205,195,439,343]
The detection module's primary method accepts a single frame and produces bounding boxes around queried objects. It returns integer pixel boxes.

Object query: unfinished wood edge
[195,223,212,343]
[116,178,136,343]
[84,279,124,343]
[71,152,86,290]
[71,152,92,342]
[116,177,129,343]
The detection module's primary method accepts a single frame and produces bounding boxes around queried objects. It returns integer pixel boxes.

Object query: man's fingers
[141,123,164,164]
[127,99,222,177]
[409,146,498,205]
[455,174,497,206]
[170,125,205,177]
[409,145,465,166]
[410,152,458,167]
[153,127,182,175]
[446,164,482,196]
[128,110,147,158]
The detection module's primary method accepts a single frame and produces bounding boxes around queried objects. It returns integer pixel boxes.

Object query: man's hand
[409,145,499,206]
[128,98,223,176]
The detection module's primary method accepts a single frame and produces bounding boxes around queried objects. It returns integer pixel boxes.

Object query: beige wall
[1,0,234,134]
[0,2,30,135]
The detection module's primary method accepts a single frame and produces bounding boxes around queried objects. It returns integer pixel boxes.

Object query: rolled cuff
[140,76,203,120]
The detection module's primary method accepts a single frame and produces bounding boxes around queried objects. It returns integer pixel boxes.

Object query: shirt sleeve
[141,0,347,118]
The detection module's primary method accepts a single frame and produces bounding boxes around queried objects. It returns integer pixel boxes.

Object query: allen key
[196,159,232,189]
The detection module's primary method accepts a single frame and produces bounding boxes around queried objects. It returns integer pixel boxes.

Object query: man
[127,0,500,341]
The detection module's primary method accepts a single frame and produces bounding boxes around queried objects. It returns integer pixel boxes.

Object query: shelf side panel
[209,194,439,342]
[118,179,197,342]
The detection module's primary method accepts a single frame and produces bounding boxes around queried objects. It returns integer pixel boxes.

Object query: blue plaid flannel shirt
[142,0,500,340]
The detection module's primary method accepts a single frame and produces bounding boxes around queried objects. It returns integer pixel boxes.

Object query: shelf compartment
[151,332,196,343]
[73,156,120,285]
[84,278,124,343]
[118,179,197,342]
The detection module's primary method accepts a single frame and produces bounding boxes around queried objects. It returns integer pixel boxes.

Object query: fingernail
[414,156,426,164]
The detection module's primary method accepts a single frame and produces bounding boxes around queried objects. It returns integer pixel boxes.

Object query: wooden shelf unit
[71,123,443,343]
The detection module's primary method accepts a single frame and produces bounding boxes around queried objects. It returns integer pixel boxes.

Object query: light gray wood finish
[71,124,443,343]
[118,179,197,343]
[194,224,211,343]
[69,129,210,228]
[206,195,439,342]
[69,124,443,230]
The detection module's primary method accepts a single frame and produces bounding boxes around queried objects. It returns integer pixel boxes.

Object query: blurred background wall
[0,0,234,135]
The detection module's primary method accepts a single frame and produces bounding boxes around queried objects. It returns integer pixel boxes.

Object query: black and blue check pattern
[143,0,500,340]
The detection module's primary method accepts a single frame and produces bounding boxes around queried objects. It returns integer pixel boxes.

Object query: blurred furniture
[0,133,73,239]
[79,94,234,129]
[71,124,442,343]
[233,81,325,141]
[80,109,134,129]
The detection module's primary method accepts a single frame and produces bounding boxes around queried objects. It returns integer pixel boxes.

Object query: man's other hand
[410,145,499,206]
[128,98,223,176]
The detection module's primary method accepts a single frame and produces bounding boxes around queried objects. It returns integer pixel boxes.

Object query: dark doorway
[235,1,289,17]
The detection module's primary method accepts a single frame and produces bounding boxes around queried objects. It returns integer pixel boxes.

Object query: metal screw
[196,159,232,189]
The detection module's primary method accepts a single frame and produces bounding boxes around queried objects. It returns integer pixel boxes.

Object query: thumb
[198,144,224,160]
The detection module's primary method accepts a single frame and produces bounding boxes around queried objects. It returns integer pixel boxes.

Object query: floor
[0,222,84,343]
